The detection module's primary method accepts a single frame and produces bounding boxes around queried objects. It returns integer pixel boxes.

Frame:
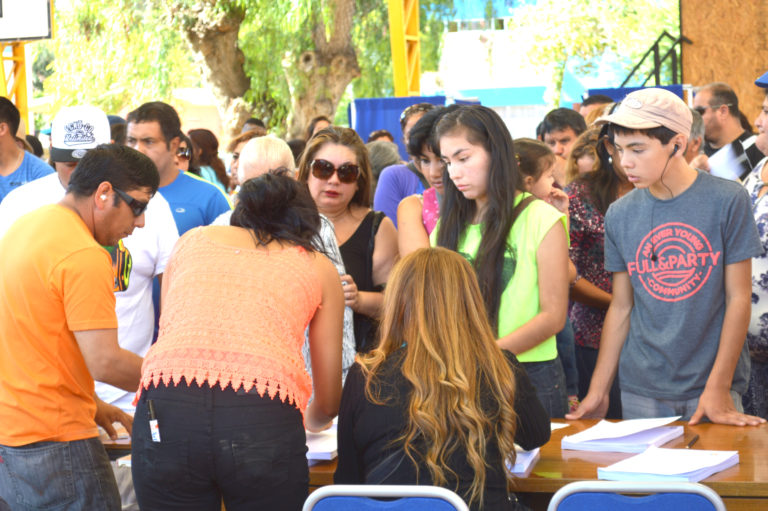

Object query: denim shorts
[0,437,120,510]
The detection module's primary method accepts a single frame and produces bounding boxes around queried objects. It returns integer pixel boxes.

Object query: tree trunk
[175,3,252,138]
[283,0,361,139]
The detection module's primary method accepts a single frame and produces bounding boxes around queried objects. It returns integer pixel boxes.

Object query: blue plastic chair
[547,481,726,511]
[303,484,470,511]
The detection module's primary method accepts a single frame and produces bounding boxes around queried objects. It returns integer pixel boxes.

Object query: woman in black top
[298,127,398,353]
[335,248,551,510]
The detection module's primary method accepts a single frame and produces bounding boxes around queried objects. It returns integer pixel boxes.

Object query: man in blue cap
[739,70,768,420]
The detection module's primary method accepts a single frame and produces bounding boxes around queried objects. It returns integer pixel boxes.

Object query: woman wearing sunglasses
[298,127,398,354]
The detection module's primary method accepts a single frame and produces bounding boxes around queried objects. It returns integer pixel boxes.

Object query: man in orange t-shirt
[0,144,159,510]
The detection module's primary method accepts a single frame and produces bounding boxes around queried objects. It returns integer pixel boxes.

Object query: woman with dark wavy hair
[336,248,550,510]
[132,174,344,510]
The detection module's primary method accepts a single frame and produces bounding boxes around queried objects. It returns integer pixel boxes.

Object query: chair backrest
[547,481,726,511]
[303,484,470,511]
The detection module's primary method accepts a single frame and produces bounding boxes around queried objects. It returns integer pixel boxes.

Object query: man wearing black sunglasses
[0,144,161,510]
[692,82,763,181]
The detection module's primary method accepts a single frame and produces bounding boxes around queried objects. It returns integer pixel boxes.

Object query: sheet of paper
[563,416,680,444]
[708,144,741,181]
[551,422,570,431]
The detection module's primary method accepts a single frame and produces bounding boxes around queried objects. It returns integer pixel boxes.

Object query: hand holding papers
[306,419,338,461]
[597,446,739,482]
[508,445,540,476]
[562,416,683,453]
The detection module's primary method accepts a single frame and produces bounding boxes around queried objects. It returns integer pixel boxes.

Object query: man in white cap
[0,106,178,415]
[568,88,766,427]
[0,97,52,201]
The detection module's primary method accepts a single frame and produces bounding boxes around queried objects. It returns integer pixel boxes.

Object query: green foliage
[43,0,198,116]
[41,0,455,131]
[508,0,679,105]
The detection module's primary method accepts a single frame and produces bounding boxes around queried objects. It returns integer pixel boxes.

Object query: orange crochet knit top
[137,227,321,414]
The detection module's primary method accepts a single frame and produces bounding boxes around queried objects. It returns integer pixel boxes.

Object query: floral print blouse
[742,158,768,363]
[565,180,611,350]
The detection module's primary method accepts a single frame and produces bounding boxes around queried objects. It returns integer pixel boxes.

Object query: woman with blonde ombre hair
[335,248,550,510]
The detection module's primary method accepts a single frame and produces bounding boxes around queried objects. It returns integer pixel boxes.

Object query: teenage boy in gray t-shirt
[568,88,766,426]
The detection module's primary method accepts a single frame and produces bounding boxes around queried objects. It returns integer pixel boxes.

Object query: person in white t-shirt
[0,105,179,413]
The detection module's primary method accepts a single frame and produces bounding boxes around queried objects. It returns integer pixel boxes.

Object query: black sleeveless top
[339,210,385,353]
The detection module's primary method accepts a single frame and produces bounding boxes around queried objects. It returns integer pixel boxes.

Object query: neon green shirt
[431,193,567,362]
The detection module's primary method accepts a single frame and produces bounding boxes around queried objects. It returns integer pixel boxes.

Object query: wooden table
[306,420,768,510]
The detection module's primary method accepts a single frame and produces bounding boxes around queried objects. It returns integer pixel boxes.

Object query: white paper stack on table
[507,446,540,476]
[561,416,683,453]
[598,446,739,482]
[306,419,338,461]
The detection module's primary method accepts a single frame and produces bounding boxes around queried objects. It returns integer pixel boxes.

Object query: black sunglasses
[114,188,149,217]
[310,159,360,184]
[177,145,191,160]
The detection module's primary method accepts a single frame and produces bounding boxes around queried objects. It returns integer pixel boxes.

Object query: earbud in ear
[100,194,107,201]
[672,144,679,155]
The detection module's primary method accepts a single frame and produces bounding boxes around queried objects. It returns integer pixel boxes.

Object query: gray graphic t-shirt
[605,171,762,400]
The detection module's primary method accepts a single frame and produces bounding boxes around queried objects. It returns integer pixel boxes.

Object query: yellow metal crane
[387,0,421,96]
[1,42,29,122]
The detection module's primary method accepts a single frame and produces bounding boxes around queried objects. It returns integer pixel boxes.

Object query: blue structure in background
[587,84,684,102]
[348,96,445,160]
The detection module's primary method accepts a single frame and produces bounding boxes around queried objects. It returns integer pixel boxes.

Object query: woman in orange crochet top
[131,174,344,510]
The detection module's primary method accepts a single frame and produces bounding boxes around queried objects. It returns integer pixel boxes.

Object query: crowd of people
[1,69,768,510]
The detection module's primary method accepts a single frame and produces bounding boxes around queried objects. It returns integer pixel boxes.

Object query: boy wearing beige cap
[568,88,766,426]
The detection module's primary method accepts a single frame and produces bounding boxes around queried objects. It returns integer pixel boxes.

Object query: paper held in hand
[561,416,683,453]
[597,446,739,482]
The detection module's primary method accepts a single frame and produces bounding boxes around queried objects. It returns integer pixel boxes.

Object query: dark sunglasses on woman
[310,159,359,184]
[177,145,192,160]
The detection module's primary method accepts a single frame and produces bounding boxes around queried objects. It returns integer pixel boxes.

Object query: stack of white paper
[507,446,540,476]
[598,446,739,482]
[306,428,338,460]
[561,416,683,453]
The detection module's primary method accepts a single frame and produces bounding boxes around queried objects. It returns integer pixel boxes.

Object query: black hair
[435,105,522,331]
[25,134,44,157]
[230,173,320,253]
[126,101,181,149]
[367,129,395,143]
[702,83,739,118]
[67,144,159,197]
[0,97,20,137]
[515,138,555,180]
[110,123,127,145]
[243,117,266,129]
[406,104,461,158]
[306,116,332,141]
[541,108,587,136]
[607,124,677,145]
[177,132,200,176]
[287,138,306,165]
[581,94,613,107]
[399,103,436,132]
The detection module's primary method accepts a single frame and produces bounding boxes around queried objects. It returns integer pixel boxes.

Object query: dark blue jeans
[0,437,120,510]
[132,379,309,511]
[521,357,568,418]
[556,317,579,396]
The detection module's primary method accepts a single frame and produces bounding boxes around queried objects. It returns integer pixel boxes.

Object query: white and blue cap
[50,105,111,162]
[756,70,768,88]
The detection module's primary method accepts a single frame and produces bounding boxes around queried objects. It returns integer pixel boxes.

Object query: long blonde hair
[359,248,518,507]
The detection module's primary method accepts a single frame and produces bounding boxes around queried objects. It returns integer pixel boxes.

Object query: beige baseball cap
[596,88,692,137]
